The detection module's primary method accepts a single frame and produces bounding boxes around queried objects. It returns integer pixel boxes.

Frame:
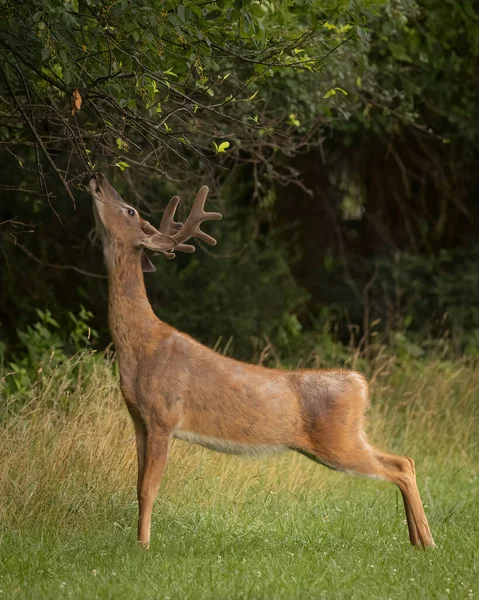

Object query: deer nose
[89,172,104,194]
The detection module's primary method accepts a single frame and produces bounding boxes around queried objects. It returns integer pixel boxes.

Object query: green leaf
[288,113,300,127]
[190,6,203,17]
[163,68,178,78]
[205,9,221,21]
[177,5,190,24]
[323,89,336,99]
[213,141,230,154]
[389,43,412,63]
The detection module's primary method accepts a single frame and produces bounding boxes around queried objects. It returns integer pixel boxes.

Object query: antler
[158,195,196,254]
[159,196,182,235]
[141,186,222,258]
[171,185,222,248]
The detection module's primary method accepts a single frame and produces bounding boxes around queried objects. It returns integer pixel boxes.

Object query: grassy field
[0,354,478,599]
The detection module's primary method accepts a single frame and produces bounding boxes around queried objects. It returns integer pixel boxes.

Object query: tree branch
[1,64,77,211]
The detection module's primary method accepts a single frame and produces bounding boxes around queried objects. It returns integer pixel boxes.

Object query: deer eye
[127,208,136,217]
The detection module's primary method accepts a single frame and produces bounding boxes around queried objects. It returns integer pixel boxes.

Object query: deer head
[89,172,222,271]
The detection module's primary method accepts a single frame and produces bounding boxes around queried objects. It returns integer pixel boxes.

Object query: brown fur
[90,173,435,549]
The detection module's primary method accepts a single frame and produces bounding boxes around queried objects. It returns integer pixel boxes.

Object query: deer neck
[105,244,158,356]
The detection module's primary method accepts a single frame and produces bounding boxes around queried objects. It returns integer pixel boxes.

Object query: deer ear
[140,232,176,253]
[141,249,156,273]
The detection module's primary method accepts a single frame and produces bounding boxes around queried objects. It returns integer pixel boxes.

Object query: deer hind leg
[374,451,434,548]
[299,435,434,547]
[296,376,434,548]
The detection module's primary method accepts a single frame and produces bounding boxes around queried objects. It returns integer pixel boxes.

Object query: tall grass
[0,351,478,599]
[1,351,477,530]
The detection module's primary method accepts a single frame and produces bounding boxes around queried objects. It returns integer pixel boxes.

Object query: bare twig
[1,64,77,213]
[0,185,55,197]
[10,240,107,279]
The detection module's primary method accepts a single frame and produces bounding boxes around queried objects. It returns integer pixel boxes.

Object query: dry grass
[1,352,477,530]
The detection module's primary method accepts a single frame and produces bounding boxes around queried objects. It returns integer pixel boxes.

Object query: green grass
[1,354,478,599]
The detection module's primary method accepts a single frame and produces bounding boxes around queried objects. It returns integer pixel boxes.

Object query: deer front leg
[124,397,148,512]
[132,419,146,498]
[136,425,170,548]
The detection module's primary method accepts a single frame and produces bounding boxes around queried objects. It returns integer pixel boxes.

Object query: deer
[89,171,435,549]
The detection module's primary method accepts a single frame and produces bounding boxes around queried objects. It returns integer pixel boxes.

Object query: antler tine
[172,185,222,248]
[159,196,182,235]
[159,195,196,254]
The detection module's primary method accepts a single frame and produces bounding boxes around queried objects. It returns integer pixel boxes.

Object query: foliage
[363,0,479,139]
[368,247,479,357]
[1,306,98,413]
[0,0,379,193]
[0,0,478,364]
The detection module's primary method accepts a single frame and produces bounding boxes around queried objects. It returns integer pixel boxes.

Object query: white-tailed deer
[90,172,434,549]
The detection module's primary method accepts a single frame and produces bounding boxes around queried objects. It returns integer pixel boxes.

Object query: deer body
[90,172,435,549]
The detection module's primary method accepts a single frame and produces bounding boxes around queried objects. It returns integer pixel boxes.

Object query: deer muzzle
[89,172,101,195]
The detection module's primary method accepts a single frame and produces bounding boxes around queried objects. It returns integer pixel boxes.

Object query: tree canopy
[0,0,382,196]
[1,0,478,363]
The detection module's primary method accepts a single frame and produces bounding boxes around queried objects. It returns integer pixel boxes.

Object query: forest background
[1,0,477,373]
